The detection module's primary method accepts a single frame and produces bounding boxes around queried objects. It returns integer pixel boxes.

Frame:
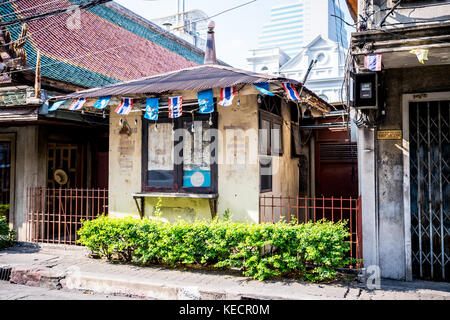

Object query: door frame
[0,133,16,228]
[402,91,450,281]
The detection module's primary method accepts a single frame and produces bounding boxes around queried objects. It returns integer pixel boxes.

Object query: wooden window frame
[258,109,283,157]
[142,113,218,194]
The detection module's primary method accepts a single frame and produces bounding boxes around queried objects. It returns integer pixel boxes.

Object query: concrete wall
[108,112,142,219]
[358,65,450,279]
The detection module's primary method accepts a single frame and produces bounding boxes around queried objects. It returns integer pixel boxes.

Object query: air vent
[320,143,357,161]
[0,266,12,281]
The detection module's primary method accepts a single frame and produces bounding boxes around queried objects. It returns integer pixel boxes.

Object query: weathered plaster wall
[216,94,260,223]
[360,65,450,279]
[109,111,142,218]
[0,126,39,241]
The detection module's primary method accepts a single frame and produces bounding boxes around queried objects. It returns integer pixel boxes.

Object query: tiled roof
[0,0,203,88]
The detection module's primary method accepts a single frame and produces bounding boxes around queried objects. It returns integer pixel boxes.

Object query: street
[0,281,141,300]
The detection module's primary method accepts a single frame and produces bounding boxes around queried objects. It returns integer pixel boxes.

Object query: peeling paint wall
[216,94,260,223]
[109,112,142,218]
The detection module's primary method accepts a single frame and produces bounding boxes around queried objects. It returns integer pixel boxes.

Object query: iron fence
[259,195,363,267]
[26,187,108,245]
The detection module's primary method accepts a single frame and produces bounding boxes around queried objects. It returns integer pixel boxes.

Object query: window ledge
[132,192,218,199]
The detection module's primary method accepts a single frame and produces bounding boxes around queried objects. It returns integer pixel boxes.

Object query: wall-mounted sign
[377,130,402,140]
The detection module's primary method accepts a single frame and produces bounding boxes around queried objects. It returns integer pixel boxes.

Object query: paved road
[0,281,141,300]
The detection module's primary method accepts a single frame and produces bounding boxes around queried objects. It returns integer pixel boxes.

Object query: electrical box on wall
[353,72,380,109]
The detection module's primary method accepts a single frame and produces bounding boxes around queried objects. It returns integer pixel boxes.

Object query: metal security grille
[410,101,450,281]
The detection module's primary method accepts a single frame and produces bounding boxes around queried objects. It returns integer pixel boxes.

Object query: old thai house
[49,23,362,264]
[0,0,207,242]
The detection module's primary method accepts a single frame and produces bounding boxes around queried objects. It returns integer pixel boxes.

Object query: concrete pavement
[0,243,449,300]
[0,281,140,300]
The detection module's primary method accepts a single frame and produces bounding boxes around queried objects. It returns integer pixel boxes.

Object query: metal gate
[26,187,108,245]
[410,100,449,281]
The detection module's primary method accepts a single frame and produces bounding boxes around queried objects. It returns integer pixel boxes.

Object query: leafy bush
[78,216,352,281]
[0,216,15,249]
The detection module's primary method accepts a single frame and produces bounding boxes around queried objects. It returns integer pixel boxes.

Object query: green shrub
[0,216,15,249]
[78,217,352,281]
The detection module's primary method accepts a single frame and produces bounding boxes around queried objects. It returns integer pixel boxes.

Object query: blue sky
[115,0,353,69]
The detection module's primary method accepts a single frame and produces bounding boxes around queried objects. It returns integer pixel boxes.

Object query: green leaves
[77,217,352,281]
[0,215,15,249]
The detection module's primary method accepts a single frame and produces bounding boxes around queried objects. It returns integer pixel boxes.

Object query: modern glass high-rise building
[257,0,348,57]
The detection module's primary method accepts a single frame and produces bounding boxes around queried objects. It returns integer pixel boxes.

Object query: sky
[115,0,353,69]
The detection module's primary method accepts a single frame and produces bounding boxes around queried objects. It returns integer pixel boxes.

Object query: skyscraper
[257,0,348,58]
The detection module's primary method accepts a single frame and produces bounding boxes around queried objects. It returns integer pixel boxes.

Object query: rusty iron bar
[26,187,109,245]
[258,195,363,268]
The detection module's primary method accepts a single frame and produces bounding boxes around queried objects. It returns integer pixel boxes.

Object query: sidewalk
[1,243,449,300]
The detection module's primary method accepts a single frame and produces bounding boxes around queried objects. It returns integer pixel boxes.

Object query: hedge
[0,215,15,250]
[78,216,353,281]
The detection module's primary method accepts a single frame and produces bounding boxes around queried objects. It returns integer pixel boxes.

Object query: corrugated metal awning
[52,64,331,112]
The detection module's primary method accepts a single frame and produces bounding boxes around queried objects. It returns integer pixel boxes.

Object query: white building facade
[248,35,347,103]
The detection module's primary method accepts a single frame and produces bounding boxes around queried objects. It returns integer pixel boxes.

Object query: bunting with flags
[145,98,159,120]
[48,100,67,112]
[219,86,236,107]
[282,82,301,101]
[68,98,86,111]
[254,82,274,96]
[93,96,112,110]
[115,98,133,115]
[364,54,382,71]
[168,96,183,118]
[198,89,214,114]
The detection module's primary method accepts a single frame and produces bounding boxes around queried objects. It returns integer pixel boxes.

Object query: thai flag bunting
[144,98,159,120]
[168,96,183,118]
[364,54,382,71]
[115,98,133,115]
[48,100,66,112]
[219,86,236,107]
[282,82,301,101]
[68,98,86,111]
[254,82,274,96]
[93,96,111,109]
[198,89,214,114]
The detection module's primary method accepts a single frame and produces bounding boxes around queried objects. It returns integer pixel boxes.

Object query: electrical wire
[171,0,258,31]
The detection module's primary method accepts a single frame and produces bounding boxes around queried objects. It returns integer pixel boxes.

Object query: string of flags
[410,49,429,64]
[364,54,382,72]
[48,82,306,117]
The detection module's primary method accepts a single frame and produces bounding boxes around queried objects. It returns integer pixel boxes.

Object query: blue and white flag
[48,100,67,112]
[364,54,382,71]
[168,96,182,118]
[254,82,274,96]
[282,82,301,101]
[93,96,111,110]
[198,89,214,114]
[115,98,133,115]
[68,98,86,111]
[144,98,159,120]
[219,86,236,107]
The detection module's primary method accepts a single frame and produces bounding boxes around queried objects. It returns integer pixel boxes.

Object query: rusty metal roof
[53,64,331,112]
